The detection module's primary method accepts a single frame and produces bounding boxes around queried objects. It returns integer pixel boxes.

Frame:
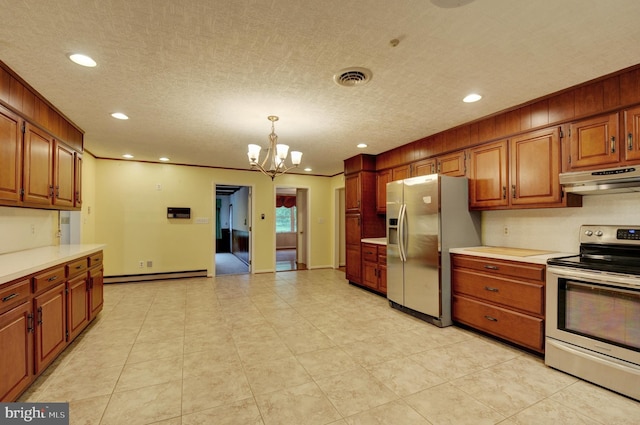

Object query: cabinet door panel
[0,106,22,205]
[34,283,66,373]
[89,267,104,320]
[345,214,361,246]
[412,158,436,177]
[74,153,83,208]
[67,275,89,341]
[53,141,74,207]
[469,140,508,208]
[345,174,360,212]
[23,123,53,206]
[568,113,619,170]
[437,150,466,177]
[376,170,390,213]
[624,106,640,162]
[510,127,561,205]
[346,245,362,283]
[391,165,411,181]
[0,302,33,402]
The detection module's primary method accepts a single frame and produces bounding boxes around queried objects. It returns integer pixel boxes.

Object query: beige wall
[0,206,58,254]
[90,158,339,276]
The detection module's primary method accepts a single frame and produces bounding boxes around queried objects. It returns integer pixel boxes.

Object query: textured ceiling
[1,0,640,176]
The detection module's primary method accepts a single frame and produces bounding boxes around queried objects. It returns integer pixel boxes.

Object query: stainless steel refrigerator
[387,174,480,327]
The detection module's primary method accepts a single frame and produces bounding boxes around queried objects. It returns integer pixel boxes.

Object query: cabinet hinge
[65,287,69,294]
[66,330,69,341]
[559,128,564,139]
[568,155,571,164]
[20,188,24,196]
[568,128,571,137]
[21,122,26,134]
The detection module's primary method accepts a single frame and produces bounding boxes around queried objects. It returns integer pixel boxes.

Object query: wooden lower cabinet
[89,265,104,320]
[0,250,104,401]
[361,243,387,294]
[0,301,33,401]
[451,254,546,353]
[66,274,89,341]
[34,282,67,374]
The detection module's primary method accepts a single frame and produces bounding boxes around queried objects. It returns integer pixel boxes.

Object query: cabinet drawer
[378,252,386,266]
[362,244,378,262]
[452,269,544,315]
[452,255,545,282]
[33,267,65,294]
[0,279,30,312]
[88,252,103,269]
[66,258,88,278]
[453,295,544,352]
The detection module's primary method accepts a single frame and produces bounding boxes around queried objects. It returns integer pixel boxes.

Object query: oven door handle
[547,266,640,289]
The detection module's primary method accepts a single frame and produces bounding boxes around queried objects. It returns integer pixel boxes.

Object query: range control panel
[580,225,640,245]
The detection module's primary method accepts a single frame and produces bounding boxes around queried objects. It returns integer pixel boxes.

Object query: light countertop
[0,244,106,285]
[361,238,387,246]
[449,246,575,265]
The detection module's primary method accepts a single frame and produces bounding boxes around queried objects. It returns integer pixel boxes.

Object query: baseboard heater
[104,269,207,284]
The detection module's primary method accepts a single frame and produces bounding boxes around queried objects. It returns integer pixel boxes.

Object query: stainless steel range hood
[560,166,640,195]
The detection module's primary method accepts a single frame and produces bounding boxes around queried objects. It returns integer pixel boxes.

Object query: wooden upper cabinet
[23,123,53,206]
[74,152,83,208]
[412,158,436,177]
[624,105,640,163]
[567,112,619,171]
[391,164,411,181]
[437,150,467,176]
[345,174,360,213]
[510,127,561,206]
[469,140,509,209]
[0,105,22,205]
[376,170,391,213]
[53,141,74,208]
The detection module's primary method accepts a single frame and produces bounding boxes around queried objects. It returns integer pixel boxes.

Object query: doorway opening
[275,187,308,271]
[215,184,251,276]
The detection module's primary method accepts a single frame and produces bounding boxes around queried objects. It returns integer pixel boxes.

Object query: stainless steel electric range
[546,225,640,400]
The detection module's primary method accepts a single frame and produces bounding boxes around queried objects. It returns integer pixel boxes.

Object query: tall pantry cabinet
[344,155,386,285]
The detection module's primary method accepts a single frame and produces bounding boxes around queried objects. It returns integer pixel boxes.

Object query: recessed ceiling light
[357,143,368,148]
[463,93,482,103]
[68,53,97,67]
[304,167,312,172]
[122,154,134,159]
[159,157,170,162]
[111,112,129,120]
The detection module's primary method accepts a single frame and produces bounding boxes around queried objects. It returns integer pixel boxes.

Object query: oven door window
[558,279,640,352]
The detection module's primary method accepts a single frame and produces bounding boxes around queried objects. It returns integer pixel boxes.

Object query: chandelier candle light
[248,116,302,180]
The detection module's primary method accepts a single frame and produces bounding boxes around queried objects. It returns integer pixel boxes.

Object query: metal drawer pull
[484,286,499,292]
[75,265,83,269]
[483,265,499,270]
[629,133,634,151]
[37,307,43,325]
[611,136,616,153]
[47,275,59,282]
[484,315,498,322]
[2,293,18,302]
[27,313,34,333]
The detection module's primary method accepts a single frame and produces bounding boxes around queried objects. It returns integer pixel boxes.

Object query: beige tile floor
[19,269,640,425]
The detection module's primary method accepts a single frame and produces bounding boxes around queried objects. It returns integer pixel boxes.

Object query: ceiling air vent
[333,67,372,87]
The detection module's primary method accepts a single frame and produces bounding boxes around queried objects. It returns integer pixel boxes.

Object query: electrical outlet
[147,260,153,268]
[503,226,510,236]
[138,261,144,268]
[31,224,35,235]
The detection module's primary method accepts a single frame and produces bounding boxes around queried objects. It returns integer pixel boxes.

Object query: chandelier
[247,116,302,180]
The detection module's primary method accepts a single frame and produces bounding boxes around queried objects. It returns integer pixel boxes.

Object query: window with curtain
[275,195,296,233]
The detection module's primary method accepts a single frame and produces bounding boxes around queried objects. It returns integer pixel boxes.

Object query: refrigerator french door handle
[398,203,407,262]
